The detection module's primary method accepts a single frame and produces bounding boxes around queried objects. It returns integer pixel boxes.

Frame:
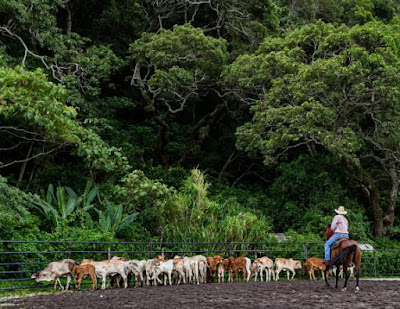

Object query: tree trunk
[387,166,398,230]
[344,158,383,237]
[18,142,33,182]
[63,0,73,36]
[368,180,383,237]
[155,114,169,169]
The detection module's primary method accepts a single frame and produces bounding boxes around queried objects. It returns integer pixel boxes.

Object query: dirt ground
[3,280,400,309]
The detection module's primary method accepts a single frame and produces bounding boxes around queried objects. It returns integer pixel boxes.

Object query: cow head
[31,271,40,280]
[294,260,302,269]
[81,259,94,265]
[32,270,56,282]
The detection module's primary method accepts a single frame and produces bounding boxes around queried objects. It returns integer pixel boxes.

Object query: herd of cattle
[31,255,355,291]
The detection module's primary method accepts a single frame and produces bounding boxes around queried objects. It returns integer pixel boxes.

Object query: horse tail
[352,245,357,265]
[331,245,357,266]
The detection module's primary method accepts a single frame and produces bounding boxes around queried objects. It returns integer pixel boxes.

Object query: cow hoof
[341,287,347,292]
[355,287,359,293]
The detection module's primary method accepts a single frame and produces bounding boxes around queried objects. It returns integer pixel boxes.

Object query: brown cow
[305,257,326,280]
[72,264,97,290]
[229,257,247,282]
[206,255,223,283]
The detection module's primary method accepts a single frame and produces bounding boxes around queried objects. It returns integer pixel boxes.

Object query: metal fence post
[374,249,377,277]
[304,243,309,260]
[107,246,111,260]
[20,243,24,283]
[148,242,153,259]
[229,242,233,256]
[67,242,71,259]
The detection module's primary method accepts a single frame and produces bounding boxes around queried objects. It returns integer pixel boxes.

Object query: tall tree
[129,24,229,168]
[225,21,400,236]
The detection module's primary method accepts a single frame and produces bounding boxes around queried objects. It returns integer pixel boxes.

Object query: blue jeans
[324,233,349,260]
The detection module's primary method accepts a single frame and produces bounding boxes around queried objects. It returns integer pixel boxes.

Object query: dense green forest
[1,0,400,244]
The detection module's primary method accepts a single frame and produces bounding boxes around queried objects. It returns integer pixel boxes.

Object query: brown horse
[324,237,361,293]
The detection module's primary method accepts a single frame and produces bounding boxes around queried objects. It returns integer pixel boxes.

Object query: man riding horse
[323,206,361,292]
[323,206,349,265]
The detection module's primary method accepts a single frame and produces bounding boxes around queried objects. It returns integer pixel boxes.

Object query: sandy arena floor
[3,280,400,309]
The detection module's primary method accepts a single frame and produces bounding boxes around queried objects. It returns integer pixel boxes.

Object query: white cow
[190,255,207,284]
[152,260,174,286]
[275,258,302,281]
[81,259,130,290]
[255,256,275,281]
[245,257,252,282]
[126,259,146,287]
[31,259,75,290]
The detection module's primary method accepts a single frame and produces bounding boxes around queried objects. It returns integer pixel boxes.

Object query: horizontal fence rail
[0,240,397,291]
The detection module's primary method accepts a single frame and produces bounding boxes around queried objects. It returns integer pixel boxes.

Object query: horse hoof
[355,287,359,293]
[341,287,347,292]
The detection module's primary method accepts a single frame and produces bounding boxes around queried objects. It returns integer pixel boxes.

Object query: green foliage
[0,66,129,172]
[115,170,176,213]
[276,0,396,26]
[96,200,138,237]
[130,24,228,112]
[156,169,272,242]
[0,176,37,239]
[2,0,400,249]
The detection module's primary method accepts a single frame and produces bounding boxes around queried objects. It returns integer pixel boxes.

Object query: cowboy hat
[335,206,347,215]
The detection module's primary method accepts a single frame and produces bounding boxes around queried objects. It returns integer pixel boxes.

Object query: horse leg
[324,266,330,287]
[355,265,360,293]
[335,266,340,289]
[342,264,349,292]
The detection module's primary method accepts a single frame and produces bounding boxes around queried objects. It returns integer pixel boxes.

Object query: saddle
[331,237,348,250]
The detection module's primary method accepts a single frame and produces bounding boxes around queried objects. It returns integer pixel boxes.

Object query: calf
[207,256,223,283]
[31,259,75,290]
[152,259,174,286]
[275,258,302,281]
[229,257,247,282]
[72,264,97,290]
[305,257,326,280]
[172,257,186,285]
[330,264,355,280]
[125,259,146,287]
[217,259,230,283]
[255,256,275,281]
[81,259,130,290]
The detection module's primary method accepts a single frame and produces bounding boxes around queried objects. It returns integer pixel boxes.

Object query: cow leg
[271,267,275,281]
[168,271,172,286]
[291,270,296,280]
[243,268,247,282]
[53,276,59,291]
[120,274,128,288]
[287,270,290,280]
[65,274,71,290]
[339,266,344,279]
[101,274,107,290]
[180,269,186,284]
[91,274,97,290]
[275,268,280,281]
